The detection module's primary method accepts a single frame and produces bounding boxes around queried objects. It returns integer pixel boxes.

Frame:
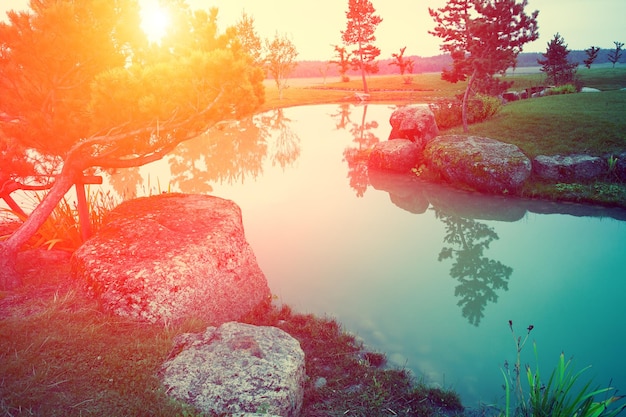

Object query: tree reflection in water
[261,109,300,170]
[168,116,268,193]
[105,109,300,197]
[435,209,512,326]
[332,104,380,197]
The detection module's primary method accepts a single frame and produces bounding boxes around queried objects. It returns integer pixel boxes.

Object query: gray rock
[160,322,305,417]
[388,105,439,150]
[368,139,419,173]
[71,193,270,324]
[532,154,606,181]
[424,135,531,194]
[581,87,601,93]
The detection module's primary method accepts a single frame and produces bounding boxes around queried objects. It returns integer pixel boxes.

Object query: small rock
[160,322,305,417]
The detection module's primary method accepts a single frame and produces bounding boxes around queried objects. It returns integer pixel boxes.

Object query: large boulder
[71,193,270,324]
[532,154,607,181]
[160,322,305,417]
[424,135,531,194]
[368,139,419,173]
[388,105,439,150]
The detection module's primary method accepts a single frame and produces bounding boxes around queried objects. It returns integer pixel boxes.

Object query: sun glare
[140,0,170,44]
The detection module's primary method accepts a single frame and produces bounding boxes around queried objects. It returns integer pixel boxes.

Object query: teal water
[105,104,626,409]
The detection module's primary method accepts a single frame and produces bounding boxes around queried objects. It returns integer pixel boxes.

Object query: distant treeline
[289,49,623,79]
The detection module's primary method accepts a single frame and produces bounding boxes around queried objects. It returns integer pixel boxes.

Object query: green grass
[502,66,626,91]
[444,90,626,158]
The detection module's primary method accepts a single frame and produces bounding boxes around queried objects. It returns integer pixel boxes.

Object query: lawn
[445,90,626,158]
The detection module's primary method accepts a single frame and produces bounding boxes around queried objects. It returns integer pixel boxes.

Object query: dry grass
[260,73,466,112]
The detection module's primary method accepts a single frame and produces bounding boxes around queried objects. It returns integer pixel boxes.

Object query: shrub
[545,83,578,95]
[430,94,502,129]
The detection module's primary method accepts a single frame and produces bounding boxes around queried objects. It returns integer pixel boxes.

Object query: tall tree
[265,32,299,100]
[341,0,383,94]
[537,33,578,85]
[0,0,265,288]
[583,46,601,69]
[429,0,539,132]
[607,41,624,68]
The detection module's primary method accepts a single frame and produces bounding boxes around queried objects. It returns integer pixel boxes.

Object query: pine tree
[583,46,600,69]
[429,0,539,132]
[341,0,383,94]
[538,33,578,85]
[607,41,624,68]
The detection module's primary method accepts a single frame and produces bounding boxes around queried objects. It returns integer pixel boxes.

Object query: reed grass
[499,322,626,417]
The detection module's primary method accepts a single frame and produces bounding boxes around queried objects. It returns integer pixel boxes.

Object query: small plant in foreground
[499,321,626,417]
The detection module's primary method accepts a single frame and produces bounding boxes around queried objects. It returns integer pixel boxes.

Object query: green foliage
[538,33,579,86]
[499,322,626,417]
[430,93,502,129]
[545,84,578,95]
[429,0,538,131]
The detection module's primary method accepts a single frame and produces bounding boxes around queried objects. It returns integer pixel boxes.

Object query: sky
[1,0,625,61]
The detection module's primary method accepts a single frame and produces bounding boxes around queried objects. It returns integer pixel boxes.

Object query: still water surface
[105,104,626,408]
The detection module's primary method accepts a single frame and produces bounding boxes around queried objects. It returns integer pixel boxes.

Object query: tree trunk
[0,170,75,290]
[461,70,477,133]
[358,39,369,94]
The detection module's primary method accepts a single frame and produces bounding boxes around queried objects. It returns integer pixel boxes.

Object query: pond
[103,104,626,409]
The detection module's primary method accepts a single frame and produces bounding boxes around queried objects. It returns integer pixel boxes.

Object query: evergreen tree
[429,0,539,132]
[584,46,600,69]
[341,0,383,94]
[607,41,624,68]
[538,33,578,85]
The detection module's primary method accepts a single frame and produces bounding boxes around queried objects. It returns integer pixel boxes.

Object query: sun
[139,0,170,44]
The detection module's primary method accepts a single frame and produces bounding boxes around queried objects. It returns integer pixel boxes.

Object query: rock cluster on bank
[368,104,624,192]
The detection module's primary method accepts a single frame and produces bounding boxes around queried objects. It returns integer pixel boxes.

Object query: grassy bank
[0,255,464,416]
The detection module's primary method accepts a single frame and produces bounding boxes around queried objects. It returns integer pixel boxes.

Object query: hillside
[289,49,625,79]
